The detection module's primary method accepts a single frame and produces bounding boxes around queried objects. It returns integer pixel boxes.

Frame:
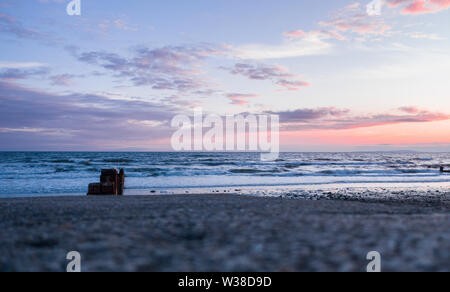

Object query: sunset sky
[1,0,450,151]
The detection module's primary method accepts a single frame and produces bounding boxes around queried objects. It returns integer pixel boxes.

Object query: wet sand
[0,192,449,272]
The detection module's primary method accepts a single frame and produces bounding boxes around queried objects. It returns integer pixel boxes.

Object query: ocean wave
[50,159,74,163]
[102,159,134,163]
[230,169,265,174]
[284,163,311,169]
[55,167,76,173]
[423,164,450,169]
[201,162,237,166]
[229,168,284,174]
[128,168,165,173]
[412,158,433,161]
[398,169,430,174]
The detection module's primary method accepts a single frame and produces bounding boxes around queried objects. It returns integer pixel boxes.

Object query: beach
[2,0,450,275]
[0,191,448,272]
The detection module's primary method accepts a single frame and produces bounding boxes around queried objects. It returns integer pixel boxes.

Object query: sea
[0,152,449,198]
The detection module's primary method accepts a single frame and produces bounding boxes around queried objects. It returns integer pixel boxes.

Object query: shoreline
[0,191,449,272]
[0,182,449,200]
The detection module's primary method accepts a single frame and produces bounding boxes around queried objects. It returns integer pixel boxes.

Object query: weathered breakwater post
[87,169,125,196]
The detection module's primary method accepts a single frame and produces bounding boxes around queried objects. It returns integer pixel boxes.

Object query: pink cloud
[388,0,450,14]
[387,0,415,7]
[269,107,450,131]
[403,0,434,13]
[398,106,421,114]
[0,13,15,23]
[432,0,450,8]
[318,3,392,37]
[284,29,306,38]
[319,17,391,36]
[227,93,259,106]
[276,79,311,91]
[283,0,448,47]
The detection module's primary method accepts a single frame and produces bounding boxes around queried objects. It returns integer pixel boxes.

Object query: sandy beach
[0,191,448,272]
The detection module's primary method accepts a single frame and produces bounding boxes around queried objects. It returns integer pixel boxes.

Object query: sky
[0,0,450,151]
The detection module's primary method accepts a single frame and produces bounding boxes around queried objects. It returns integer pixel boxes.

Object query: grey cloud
[69,44,227,92]
[268,107,450,130]
[0,81,179,150]
[50,74,85,86]
[0,67,50,80]
[266,108,350,123]
[0,13,49,40]
[224,63,310,91]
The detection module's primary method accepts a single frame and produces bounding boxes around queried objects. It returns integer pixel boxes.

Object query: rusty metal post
[87,169,125,196]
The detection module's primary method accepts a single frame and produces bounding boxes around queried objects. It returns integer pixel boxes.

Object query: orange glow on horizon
[280,120,450,146]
